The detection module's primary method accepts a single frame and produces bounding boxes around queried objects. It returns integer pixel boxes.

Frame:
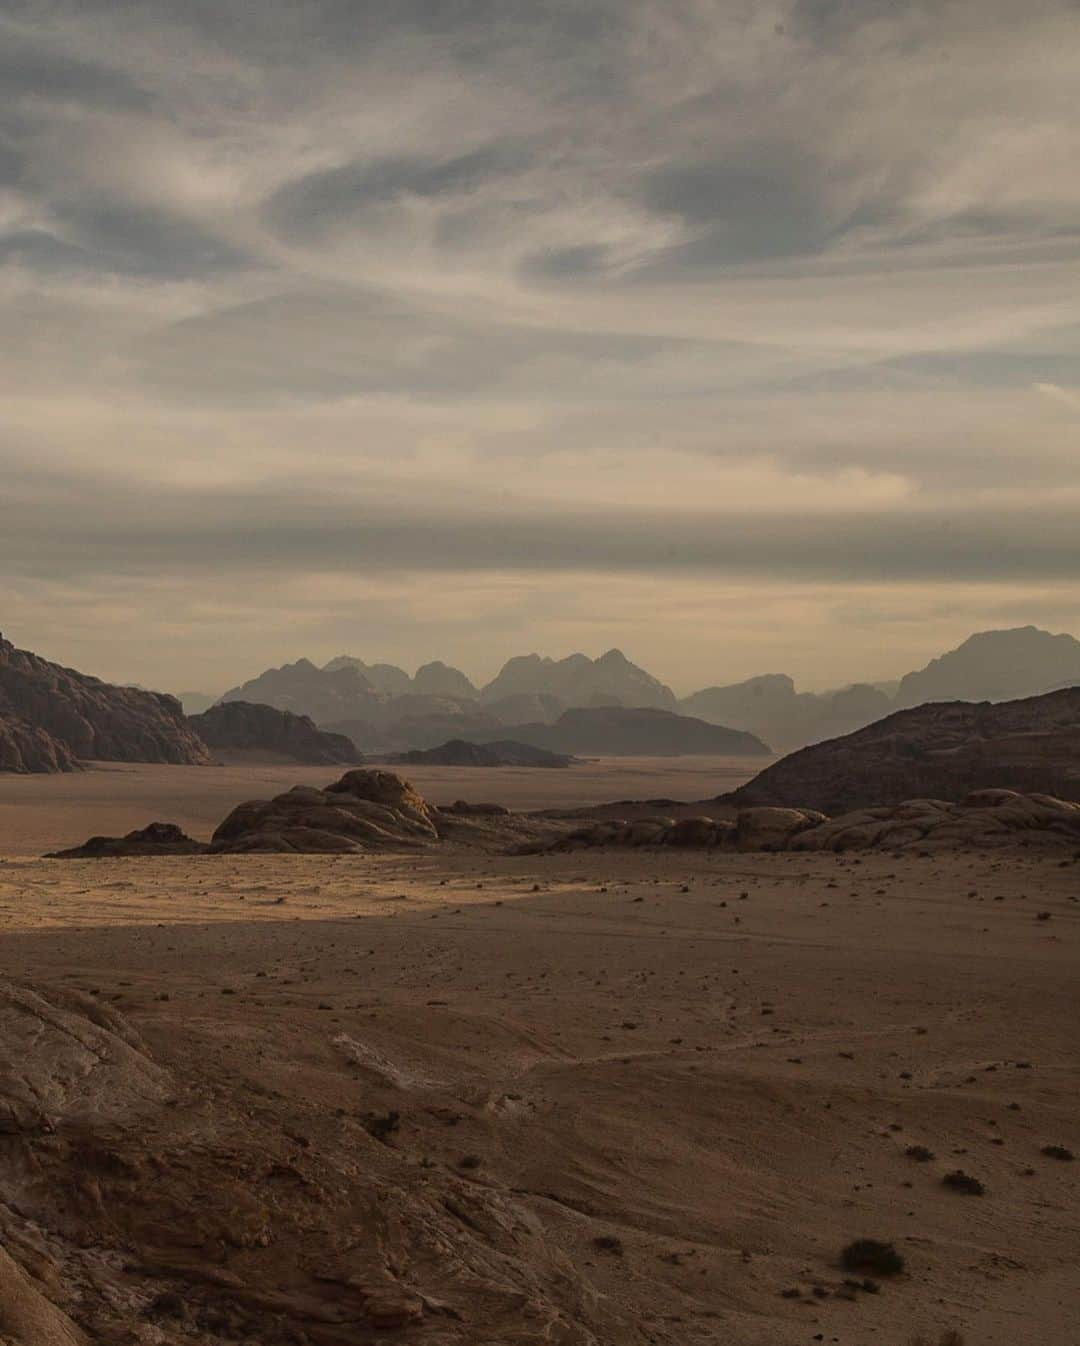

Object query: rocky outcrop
[47,822,208,859]
[188,700,360,764]
[480,649,677,711]
[553,790,1080,854]
[0,978,630,1344]
[0,712,80,773]
[391,738,575,768]
[210,769,442,854]
[896,626,1080,707]
[729,687,1080,814]
[478,706,770,757]
[0,633,210,771]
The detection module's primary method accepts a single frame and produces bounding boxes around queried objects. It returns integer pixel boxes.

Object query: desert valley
[0,627,1077,1346]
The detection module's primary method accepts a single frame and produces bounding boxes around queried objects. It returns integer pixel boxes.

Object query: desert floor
[0,755,768,856]
[0,768,1077,1345]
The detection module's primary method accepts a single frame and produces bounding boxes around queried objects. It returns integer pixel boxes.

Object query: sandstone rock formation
[728,687,1080,814]
[210,768,442,853]
[0,712,79,773]
[0,633,210,772]
[0,976,626,1343]
[47,822,208,859]
[553,790,1080,854]
[188,700,360,765]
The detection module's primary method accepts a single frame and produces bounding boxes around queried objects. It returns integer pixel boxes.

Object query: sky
[3,0,1080,696]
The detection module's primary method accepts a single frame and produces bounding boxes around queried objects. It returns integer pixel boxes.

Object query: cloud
[1,0,1079,689]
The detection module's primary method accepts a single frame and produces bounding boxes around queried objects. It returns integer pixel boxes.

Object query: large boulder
[211,769,440,854]
[188,700,360,765]
[47,822,208,859]
[0,632,210,772]
[729,686,1080,814]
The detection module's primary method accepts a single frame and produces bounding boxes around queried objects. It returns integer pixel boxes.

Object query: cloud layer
[2,0,1079,691]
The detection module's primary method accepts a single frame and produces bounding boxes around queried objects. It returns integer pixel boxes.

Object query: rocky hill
[895,626,1080,706]
[729,687,1080,814]
[477,706,769,757]
[0,632,209,772]
[390,738,575,768]
[188,701,361,765]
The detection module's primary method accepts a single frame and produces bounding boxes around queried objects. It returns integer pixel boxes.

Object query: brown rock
[729,687,1080,814]
[47,822,208,859]
[211,769,440,854]
[188,700,361,765]
[0,632,210,772]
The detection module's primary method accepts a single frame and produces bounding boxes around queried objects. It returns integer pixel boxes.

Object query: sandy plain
[0,760,1077,1345]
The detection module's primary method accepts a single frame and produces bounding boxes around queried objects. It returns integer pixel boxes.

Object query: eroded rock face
[0,980,168,1134]
[0,633,210,772]
[0,712,80,774]
[729,687,1080,815]
[188,701,361,765]
[551,790,1080,854]
[211,769,441,854]
[47,823,208,859]
[791,789,1080,853]
[0,980,618,1344]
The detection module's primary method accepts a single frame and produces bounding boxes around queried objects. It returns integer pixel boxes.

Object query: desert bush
[1041,1144,1074,1161]
[840,1238,905,1276]
[942,1170,984,1195]
[905,1144,935,1162]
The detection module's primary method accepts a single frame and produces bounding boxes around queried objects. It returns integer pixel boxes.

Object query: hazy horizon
[5,0,1080,692]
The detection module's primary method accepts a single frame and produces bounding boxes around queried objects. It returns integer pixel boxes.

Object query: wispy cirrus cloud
[1,0,1079,690]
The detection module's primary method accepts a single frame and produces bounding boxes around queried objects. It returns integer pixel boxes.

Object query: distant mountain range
[6,624,1080,773]
[188,626,1080,757]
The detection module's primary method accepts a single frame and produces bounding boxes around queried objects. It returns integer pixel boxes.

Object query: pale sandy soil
[0,790,1077,1342]
[0,756,768,856]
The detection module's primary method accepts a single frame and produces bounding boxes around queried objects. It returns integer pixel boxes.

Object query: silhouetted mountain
[730,687,1080,814]
[323,655,411,697]
[480,649,676,711]
[0,632,210,772]
[322,656,475,699]
[476,706,768,757]
[389,738,575,768]
[189,701,361,765]
[680,675,891,752]
[222,658,384,724]
[412,660,477,699]
[895,626,1080,707]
